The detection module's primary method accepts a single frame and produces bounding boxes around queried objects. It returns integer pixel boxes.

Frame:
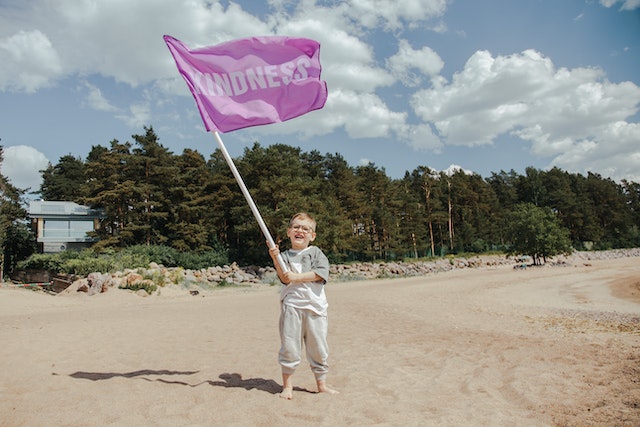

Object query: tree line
[2,126,639,276]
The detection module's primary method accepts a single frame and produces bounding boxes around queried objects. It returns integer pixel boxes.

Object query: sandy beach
[1,256,638,426]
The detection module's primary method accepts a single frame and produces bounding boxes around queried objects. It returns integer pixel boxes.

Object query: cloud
[410,49,640,180]
[116,102,152,129]
[599,0,640,10]
[0,1,479,150]
[0,0,638,182]
[0,0,272,88]
[546,121,640,183]
[82,82,119,112]
[443,164,473,176]
[341,0,448,30]
[0,30,63,92]
[387,39,444,87]
[1,145,50,192]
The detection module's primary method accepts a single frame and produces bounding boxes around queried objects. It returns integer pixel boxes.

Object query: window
[43,220,69,238]
[43,220,94,239]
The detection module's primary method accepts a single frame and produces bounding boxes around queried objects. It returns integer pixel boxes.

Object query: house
[28,200,104,253]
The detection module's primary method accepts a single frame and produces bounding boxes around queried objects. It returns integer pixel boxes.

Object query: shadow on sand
[66,370,313,395]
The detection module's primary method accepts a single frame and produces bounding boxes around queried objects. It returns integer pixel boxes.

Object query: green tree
[407,166,445,257]
[622,179,640,225]
[354,163,394,260]
[128,127,176,246]
[506,203,572,265]
[35,125,640,265]
[394,173,423,258]
[299,150,351,262]
[39,155,86,202]
[207,149,241,253]
[487,169,520,247]
[233,143,318,263]
[319,153,361,262]
[167,148,216,251]
[621,179,640,247]
[584,172,631,249]
[0,146,36,278]
[82,140,136,249]
[517,167,548,207]
[446,171,498,252]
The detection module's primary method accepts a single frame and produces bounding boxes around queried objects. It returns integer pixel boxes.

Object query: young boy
[268,212,338,400]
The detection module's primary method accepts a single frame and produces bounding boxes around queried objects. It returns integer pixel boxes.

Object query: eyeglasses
[290,224,314,233]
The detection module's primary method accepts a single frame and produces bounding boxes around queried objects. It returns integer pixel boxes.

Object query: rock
[73,278,89,293]
[48,249,640,296]
[87,272,111,295]
[126,273,143,285]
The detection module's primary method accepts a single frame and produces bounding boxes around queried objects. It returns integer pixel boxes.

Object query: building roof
[28,200,103,218]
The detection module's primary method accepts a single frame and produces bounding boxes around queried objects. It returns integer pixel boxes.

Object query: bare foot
[279,387,293,400]
[317,381,339,395]
[280,373,293,399]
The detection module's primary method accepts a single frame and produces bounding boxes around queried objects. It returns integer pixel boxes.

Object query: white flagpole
[212,131,288,273]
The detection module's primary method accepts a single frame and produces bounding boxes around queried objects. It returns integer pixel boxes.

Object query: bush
[141,268,166,288]
[122,245,179,267]
[16,253,65,273]
[176,250,229,270]
[15,245,230,276]
[61,257,114,276]
[119,281,157,294]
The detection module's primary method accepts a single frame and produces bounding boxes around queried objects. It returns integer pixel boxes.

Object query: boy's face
[287,218,316,250]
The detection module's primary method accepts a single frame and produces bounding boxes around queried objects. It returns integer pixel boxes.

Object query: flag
[164,35,328,133]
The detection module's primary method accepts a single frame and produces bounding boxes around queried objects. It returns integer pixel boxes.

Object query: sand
[1,257,638,426]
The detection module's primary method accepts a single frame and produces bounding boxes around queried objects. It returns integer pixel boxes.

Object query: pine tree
[168,149,215,251]
[39,155,87,202]
[0,146,35,278]
[128,127,177,246]
[82,140,136,248]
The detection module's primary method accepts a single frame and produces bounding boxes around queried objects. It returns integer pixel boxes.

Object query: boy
[268,212,338,399]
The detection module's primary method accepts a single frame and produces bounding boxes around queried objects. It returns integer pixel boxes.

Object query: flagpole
[212,131,289,273]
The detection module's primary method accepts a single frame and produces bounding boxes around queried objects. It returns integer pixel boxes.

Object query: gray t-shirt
[279,246,330,316]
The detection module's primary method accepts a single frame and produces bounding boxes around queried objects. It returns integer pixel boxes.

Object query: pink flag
[164,35,328,133]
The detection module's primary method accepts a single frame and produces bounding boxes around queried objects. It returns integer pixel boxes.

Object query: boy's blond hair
[288,212,316,231]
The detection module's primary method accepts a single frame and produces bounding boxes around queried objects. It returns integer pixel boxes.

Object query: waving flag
[164,35,328,133]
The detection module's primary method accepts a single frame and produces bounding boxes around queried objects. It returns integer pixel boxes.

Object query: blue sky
[1,0,639,194]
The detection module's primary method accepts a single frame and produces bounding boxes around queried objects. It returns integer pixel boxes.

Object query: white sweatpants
[278,303,329,381]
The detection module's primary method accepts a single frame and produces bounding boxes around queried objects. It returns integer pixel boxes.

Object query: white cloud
[548,121,640,182]
[343,0,448,30]
[82,82,119,112]
[410,49,640,179]
[599,0,640,10]
[327,89,406,139]
[0,30,63,92]
[0,0,429,149]
[0,0,272,88]
[397,123,443,152]
[1,145,50,192]
[442,164,473,176]
[116,103,151,129]
[387,39,444,87]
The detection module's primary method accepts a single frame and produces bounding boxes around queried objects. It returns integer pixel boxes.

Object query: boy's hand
[268,243,280,259]
[282,271,298,285]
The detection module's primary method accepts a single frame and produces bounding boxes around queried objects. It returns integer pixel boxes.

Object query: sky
[1,0,639,195]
